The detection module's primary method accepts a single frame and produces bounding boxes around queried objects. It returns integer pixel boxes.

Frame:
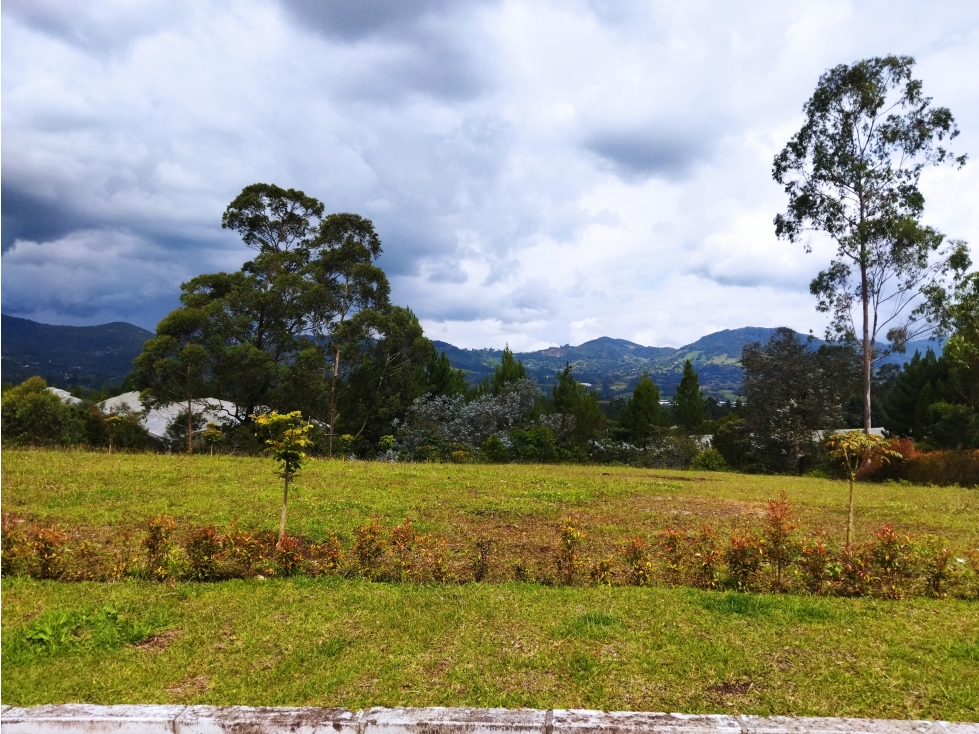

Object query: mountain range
[1,315,943,399]
[434,328,942,400]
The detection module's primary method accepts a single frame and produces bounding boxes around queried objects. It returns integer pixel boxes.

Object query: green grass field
[3,449,977,553]
[2,449,978,718]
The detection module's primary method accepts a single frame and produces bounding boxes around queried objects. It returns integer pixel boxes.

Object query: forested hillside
[436,328,812,399]
[1,315,152,389]
[3,312,942,400]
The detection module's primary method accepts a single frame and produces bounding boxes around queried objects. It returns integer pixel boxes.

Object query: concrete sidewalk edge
[1,704,976,733]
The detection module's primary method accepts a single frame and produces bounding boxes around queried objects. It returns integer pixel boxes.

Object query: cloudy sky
[3,0,978,350]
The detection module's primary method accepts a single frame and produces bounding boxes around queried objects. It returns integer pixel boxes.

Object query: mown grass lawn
[3,449,977,554]
[2,449,978,719]
[3,578,979,719]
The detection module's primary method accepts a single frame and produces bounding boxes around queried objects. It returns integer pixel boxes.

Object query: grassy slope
[2,450,978,718]
[3,579,978,718]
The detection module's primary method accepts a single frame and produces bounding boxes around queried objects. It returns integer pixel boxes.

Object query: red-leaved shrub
[798,534,830,594]
[869,524,915,599]
[726,531,764,592]
[621,536,652,586]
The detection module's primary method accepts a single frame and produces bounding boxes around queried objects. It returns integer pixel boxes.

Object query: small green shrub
[920,535,953,598]
[557,515,583,585]
[836,545,874,597]
[659,527,686,586]
[691,448,729,471]
[480,434,510,463]
[185,525,222,581]
[725,531,764,592]
[274,535,304,576]
[798,534,830,595]
[30,526,70,580]
[762,490,798,592]
[309,534,344,576]
[870,524,916,599]
[692,526,722,590]
[590,556,615,586]
[390,518,418,581]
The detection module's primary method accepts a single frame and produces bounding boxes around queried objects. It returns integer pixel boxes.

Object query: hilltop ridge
[2,315,942,399]
[1,315,153,389]
[433,327,812,399]
[434,327,942,400]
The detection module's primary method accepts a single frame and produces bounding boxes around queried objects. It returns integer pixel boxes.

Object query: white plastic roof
[46,387,83,406]
[97,391,239,439]
[45,388,240,440]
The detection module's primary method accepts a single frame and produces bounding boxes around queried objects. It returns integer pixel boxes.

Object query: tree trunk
[187,395,194,454]
[277,470,290,546]
[846,471,855,548]
[328,343,341,458]
[860,257,872,433]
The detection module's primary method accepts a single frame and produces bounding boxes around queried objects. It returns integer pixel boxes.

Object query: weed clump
[557,515,583,585]
[472,538,492,582]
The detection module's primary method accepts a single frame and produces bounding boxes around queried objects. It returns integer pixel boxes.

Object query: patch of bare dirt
[136,628,181,651]
[167,674,211,699]
[709,680,755,696]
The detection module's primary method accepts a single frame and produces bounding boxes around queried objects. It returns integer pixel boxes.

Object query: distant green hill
[2,314,942,400]
[434,327,944,401]
[433,328,753,399]
[1,315,153,389]
[435,328,790,400]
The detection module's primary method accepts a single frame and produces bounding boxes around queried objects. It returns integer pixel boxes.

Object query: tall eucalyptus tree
[773,55,970,431]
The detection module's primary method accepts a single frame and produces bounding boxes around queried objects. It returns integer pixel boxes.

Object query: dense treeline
[2,183,977,483]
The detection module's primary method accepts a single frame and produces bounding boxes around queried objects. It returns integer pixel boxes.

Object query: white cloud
[2,0,978,347]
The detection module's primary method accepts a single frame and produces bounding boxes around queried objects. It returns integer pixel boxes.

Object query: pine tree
[425,350,468,396]
[552,363,604,446]
[620,371,661,446]
[672,359,706,432]
[490,345,527,394]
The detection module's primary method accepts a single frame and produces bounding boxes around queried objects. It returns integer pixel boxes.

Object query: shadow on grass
[700,592,843,623]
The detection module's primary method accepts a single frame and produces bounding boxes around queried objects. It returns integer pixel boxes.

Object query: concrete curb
[0,705,975,733]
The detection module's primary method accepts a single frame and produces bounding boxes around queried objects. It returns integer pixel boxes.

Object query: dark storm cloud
[584,127,709,181]
[0,184,90,253]
[277,0,491,41]
[279,0,495,101]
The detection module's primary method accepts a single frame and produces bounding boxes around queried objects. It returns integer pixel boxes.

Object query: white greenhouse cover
[97,391,239,439]
[46,387,83,406]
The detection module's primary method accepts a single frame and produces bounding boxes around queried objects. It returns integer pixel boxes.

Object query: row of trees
[5,56,976,471]
[876,272,979,449]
